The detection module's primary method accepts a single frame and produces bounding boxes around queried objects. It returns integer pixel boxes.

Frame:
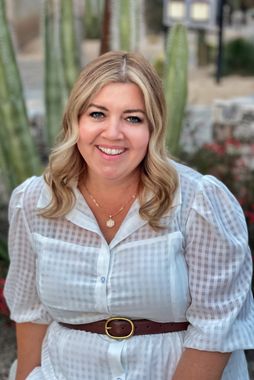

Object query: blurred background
[0,1,254,379]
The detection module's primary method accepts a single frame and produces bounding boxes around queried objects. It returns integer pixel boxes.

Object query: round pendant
[106,218,115,228]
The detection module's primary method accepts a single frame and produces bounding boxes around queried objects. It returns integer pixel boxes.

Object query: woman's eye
[126,116,142,124]
[90,111,104,119]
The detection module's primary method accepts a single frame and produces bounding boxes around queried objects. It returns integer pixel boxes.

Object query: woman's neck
[80,171,141,207]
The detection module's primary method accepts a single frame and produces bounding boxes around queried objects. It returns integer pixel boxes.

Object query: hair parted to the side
[41,50,178,230]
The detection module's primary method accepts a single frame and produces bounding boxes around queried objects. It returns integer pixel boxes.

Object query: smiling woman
[40,51,177,231]
[3,51,254,380]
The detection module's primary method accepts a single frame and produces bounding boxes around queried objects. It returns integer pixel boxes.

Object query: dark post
[216,0,225,84]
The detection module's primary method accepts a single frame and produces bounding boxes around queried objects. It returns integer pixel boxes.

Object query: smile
[97,146,125,156]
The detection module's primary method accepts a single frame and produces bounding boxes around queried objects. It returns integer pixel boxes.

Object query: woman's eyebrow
[123,109,146,114]
[88,104,146,114]
[88,103,108,111]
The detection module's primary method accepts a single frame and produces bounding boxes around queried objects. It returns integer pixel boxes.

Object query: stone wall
[180,105,213,153]
[181,96,254,172]
[213,97,254,170]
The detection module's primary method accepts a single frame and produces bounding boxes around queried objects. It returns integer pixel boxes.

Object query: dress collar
[36,174,182,245]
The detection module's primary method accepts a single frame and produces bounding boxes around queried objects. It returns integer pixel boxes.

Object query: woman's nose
[102,118,123,139]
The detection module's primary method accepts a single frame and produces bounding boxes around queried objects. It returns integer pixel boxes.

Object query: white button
[100,276,106,283]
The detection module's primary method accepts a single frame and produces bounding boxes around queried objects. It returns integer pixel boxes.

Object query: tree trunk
[100,0,111,54]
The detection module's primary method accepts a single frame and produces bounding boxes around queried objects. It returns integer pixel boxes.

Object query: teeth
[98,146,124,155]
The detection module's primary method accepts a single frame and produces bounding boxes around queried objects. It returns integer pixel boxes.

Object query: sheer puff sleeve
[4,177,52,324]
[183,175,254,352]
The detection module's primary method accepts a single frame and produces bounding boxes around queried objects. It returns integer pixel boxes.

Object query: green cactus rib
[119,0,131,51]
[0,0,41,187]
[44,0,67,148]
[60,0,80,93]
[111,0,140,51]
[164,24,188,157]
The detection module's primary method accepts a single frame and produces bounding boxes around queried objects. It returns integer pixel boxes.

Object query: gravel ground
[0,321,253,380]
[0,322,16,380]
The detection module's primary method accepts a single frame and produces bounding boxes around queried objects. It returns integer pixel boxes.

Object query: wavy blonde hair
[41,51,178,230]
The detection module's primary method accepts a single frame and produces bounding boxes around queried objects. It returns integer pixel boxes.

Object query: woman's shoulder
[9,176,45,213]
[172,160,204,198]
[172,160,244,220]
[172,160,227,193]
[171,160,238,210]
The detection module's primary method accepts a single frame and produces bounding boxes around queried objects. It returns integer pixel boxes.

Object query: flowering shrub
[182,138,254,290]
[0,278,10,321]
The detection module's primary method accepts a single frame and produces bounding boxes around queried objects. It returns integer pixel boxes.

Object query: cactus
[0,0,41,189]
[44,0,67,148]
[60,0,80,92]
[44,0,82,148]
[163,24,188,157]
[110,0,142,51]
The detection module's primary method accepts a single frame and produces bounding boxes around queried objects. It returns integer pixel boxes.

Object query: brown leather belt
[60,317,189,340]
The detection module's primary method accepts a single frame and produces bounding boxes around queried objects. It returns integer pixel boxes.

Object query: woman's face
[77,82,150,185]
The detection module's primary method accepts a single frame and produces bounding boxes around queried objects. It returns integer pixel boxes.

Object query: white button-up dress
[4,162,254,379]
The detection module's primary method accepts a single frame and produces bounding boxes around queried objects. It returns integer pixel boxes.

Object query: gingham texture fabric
[4,161,254,380]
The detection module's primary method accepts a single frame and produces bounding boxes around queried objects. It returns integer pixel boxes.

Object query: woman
[4,51,254,380]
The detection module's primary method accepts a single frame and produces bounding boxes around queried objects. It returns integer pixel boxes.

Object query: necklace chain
[84,185,136,228]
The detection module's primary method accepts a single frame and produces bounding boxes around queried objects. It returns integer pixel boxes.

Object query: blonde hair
[41,51,178,230]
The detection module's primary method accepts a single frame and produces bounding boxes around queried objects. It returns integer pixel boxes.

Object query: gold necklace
[84,185,136,228]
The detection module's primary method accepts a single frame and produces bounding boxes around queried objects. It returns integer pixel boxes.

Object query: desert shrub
[222,37,254,76]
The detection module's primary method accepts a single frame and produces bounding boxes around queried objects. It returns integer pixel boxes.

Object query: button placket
[94,244,110,312]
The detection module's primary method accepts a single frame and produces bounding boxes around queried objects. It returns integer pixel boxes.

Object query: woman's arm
[172,348,231,380]
[15,322,49,380]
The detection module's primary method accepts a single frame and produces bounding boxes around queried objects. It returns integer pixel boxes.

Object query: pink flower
[203,143,225,155]
[225,138,241,148]
[245,210,254,224]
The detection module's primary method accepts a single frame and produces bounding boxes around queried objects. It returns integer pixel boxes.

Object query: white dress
[4,162,254,380]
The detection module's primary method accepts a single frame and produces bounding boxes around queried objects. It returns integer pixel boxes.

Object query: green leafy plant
[222,37,254,76]
[84,0,104,39]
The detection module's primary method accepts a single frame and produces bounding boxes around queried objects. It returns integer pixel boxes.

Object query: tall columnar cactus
[44,0,67,148]
[60,0,80,92]
[164,24,188,157]
[110,0,142,51]
[0,0,41,190]
[44,0,81,148]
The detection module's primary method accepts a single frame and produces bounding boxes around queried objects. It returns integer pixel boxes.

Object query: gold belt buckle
[105,317,135,340]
